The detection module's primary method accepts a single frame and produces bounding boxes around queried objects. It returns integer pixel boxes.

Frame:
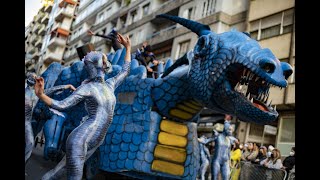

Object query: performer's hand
[65,84,76,91]
[147,67,153,72]
[117,33,131,49]
[87,30,94,36]
[35,77,45,97]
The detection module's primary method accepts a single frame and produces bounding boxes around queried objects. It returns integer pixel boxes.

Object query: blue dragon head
[157,14,293,124]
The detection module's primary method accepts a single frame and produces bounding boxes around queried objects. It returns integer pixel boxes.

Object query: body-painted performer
[198,135,213,180]
[211,115,237,180]
[25,73,75,163]
[35,33,131,180]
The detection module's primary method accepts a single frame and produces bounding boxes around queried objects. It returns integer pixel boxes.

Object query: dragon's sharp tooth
[250,98,253,103]
[235,83,239,91]
[268,100,272,107]
[255,76,259,82]
[274,105,276,111]
[243,68,247,76]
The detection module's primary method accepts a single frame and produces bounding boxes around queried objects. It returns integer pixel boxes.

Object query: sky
[25,0,43,27]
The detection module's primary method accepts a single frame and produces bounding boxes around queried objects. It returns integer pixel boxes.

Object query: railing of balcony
[146,25,177,40]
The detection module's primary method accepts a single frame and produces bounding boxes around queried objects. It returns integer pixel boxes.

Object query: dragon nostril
[259,60,275,74]
[281,62,293,80]
[283,69,293,80]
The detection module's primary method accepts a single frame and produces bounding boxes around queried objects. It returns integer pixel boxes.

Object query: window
[143,3,149,16]
[120,14,127,28]
[260,25,281,40]
[130,10,138,24]
[249,8,294,40]
[178,40,190,58]
[98,12,104,24]
[183,7,193,19]
[279,117,295,143]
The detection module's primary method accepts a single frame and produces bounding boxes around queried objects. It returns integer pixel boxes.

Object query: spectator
[282,147,295,175]
[241,143,250,161]
[230,139,241,180]
[135,43,157,72]
[267,145,275,158]
[246,142,259,161]
[147,59,163,78]
[253,146,267,164]
[260,148,283,169]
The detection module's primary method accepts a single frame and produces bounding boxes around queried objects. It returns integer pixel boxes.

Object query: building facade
[36,0,78,75]
[25,2,53,75]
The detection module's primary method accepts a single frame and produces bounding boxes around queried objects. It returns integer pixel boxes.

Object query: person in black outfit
[282,147,295,176]
[87,29,122,51]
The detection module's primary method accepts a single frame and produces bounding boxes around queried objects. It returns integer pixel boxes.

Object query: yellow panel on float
[154,144,186,163]
[151,160,184,176]
[158,132,187,147]
[176,104,198,114]
[183,101,202,110]
[160,120,188,136]
[169,109,193,120]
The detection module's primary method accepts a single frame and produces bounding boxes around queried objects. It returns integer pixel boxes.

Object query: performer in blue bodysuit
[35,33,131,180]
[211,115,237,180]
[25,72,75,164]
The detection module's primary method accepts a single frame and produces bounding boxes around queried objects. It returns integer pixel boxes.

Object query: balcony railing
[47,36,67,50]
[35,36,43,48]
[44,4,53,12]
[31,49,40,60]
[33,23,41,33]
[27,45,36,54]
[43,51,64,65]
[38,24,46,35]
[59,0,78,8]
[55,7,74,22]
[146,25,177,40]
[35,12,44,23]
[30,34,38,44]
[41,12,49,24]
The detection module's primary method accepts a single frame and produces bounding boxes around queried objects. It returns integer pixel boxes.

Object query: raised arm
[106,33,131,89]
[44,84,76,96]
[35,77,87,111]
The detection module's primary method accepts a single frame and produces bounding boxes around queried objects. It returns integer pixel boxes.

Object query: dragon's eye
[259,59,275,73]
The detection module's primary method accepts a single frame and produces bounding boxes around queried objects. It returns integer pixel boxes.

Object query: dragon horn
[156,14,212,36]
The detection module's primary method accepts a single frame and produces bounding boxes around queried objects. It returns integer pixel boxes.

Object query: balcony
[31,49,40,60]
[64,49,78,61]
[59,0,78,8]
[55,7,74,22]
[35,36,43,48]
[35,12,43,23]
[43,52,64,65]
[147,25,177,40]
[38,24,46,35]
[44,4,53,12]
[52,23,71,35]
[27,45,36,54]
[41,12,49,24]
[29,34,38,44]
[47,36,67,50]
[33,23,41,34]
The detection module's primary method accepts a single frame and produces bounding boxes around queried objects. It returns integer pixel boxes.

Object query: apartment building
[25,3,53,75]
[37,0,78,75]
[235,0,295,156]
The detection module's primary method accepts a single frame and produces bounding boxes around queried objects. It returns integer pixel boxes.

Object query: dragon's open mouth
[226,63,278,113]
